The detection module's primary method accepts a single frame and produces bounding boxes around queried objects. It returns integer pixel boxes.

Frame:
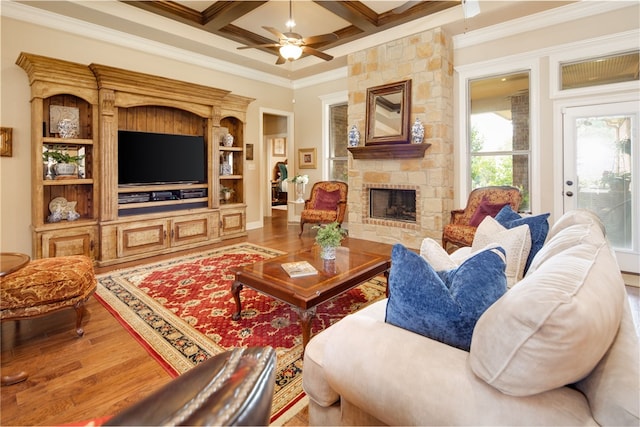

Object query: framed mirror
[365,79,411,145]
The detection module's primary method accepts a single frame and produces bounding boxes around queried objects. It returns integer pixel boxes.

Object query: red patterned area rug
[94,243,387,424]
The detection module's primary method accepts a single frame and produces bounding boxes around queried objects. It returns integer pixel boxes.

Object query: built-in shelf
[348,143,431,160]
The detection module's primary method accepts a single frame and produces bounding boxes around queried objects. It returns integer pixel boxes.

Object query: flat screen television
[118,130,206,185]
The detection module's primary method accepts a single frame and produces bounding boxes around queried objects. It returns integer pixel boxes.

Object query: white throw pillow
[472,216,531,287]
[419,238,459,270]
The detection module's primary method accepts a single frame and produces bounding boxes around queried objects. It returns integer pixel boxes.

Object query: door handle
[566,191,573,197]
[566,180,573,186]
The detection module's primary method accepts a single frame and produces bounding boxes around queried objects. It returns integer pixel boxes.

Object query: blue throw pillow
[494,206,550,274]
[385,244,507,351]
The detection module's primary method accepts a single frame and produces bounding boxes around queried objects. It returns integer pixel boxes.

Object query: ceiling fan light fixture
[280,44,303,61]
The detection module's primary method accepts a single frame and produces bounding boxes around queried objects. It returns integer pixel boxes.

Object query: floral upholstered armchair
[442,186,522,252]
[299,181,348,237]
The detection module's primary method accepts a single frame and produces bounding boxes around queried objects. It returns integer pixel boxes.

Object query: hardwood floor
[2,210,637,426]
[0,210,391,426]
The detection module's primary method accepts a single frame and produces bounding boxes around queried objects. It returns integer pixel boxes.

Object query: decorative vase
[57,118,79,138]
[44,161,54,180]
[224,191,231,201]
[411,118,424,144]
[348,124,360,147]
[320,246,337,260]
[54,163,77,176]
[223,133,234,147]
[295,182,305,203]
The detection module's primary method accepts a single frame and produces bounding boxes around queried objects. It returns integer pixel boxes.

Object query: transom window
[560,50,639,90]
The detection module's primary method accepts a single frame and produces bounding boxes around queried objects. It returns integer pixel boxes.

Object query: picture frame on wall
[298,148,316,169]
[0,127,12,157]
[272,137,286,156]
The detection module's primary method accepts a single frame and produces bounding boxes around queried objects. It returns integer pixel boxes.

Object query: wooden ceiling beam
[201,1,268,31]
[123,1,202,25]
[314,1,379,31]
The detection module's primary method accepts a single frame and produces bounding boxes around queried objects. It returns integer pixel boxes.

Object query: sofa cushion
[495,206,549,274]
[469,219,624,396]
[386,244,507,351]
[469,197,509,227]
[526,216,605,275]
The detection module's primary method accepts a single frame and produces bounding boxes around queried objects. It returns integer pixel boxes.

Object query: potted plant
[313,221,347,260]
[220,186,234,201]
[42,149,84,177]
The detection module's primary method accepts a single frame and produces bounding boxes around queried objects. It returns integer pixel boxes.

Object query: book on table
[281,261,318,278]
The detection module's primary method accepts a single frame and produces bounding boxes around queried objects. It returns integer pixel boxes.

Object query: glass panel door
[563,101,639,272]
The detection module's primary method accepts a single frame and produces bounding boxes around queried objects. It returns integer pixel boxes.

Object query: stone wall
[347,28,454,249]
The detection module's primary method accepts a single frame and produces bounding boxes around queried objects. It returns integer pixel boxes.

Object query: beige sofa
[303,210,639,426]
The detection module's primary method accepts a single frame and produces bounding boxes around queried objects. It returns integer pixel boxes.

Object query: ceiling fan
[237,0,338,65]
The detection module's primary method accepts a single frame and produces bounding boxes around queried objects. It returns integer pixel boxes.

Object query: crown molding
[453,1,635,49]
[293,67,348,90]
[2,1,296,89]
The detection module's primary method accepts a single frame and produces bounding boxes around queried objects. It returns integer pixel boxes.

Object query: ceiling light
[280,44,303,61]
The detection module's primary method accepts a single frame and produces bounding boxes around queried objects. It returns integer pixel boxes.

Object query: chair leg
[74,300,86,337]
[299,220,305,237]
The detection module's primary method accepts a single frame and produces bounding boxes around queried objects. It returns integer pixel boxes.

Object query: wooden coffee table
[231,246,390,350]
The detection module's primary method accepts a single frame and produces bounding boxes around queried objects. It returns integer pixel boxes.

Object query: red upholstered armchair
[442,186,522,253]
[299,181,348,237]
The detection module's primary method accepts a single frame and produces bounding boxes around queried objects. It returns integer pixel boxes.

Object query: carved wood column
[98,89,117,221]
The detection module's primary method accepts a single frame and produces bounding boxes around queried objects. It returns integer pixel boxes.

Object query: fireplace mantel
[348,143,430,160]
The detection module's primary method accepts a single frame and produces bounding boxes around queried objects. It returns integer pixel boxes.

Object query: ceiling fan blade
[301,46,333,62]
[237,44,280,50]
[462,0,480,18]
[392,1,421,14]
[302,33,338,46]
[263,26,287,40]
[275,55,287,65]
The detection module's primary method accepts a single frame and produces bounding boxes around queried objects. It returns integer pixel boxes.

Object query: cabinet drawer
[220,208,245,237]
[40,226,97,259]
[117,220,169,258]
[170,214,213,247]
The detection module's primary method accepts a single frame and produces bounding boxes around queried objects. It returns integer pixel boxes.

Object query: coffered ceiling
[12,1,574,81]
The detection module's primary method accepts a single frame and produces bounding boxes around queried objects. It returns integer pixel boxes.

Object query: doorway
[262,110,293,219]
[562,101,639,273]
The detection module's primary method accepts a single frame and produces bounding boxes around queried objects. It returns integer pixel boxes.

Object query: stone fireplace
[346,27,454,249]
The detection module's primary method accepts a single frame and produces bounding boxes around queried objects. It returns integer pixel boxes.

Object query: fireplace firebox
[369,188,417,223]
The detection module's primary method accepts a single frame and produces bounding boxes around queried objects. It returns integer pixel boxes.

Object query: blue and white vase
[348,125,360,147]
[411,118,424,144]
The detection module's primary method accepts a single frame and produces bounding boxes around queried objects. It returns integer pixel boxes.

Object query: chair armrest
[450,209,466,224]
[105,347,276,426]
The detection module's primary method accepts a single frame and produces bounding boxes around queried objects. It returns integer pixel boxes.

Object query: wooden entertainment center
[17,52,253,266]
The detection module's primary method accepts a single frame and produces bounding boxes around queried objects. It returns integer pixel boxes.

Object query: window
[560,50,639,91]
[328,103,348,182]
[468,71,531,211]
